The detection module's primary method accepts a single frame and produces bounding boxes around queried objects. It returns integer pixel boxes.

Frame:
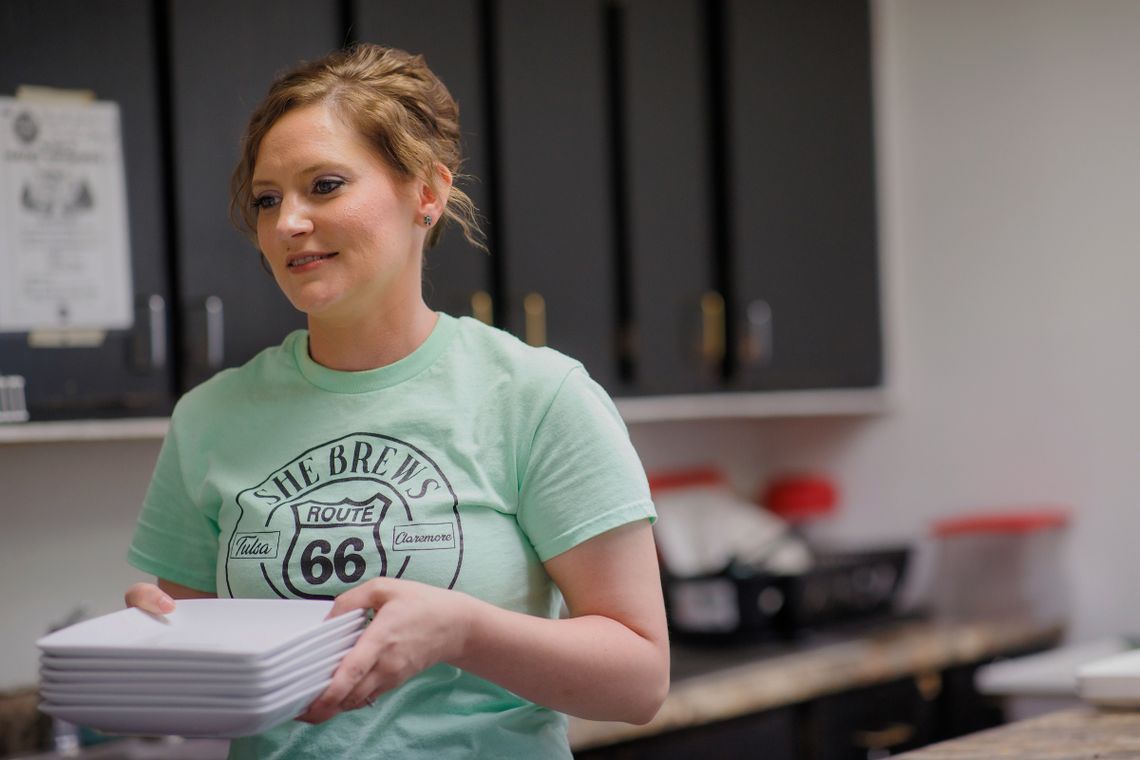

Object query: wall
[728,0,1140,639]
[3,0,1140,688]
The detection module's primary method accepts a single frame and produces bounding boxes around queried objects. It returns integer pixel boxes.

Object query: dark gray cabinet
[576,707,798,760]
[494,0,619,390]
[166,0,340,389]
[617,0,883,397]
[806,676,937,760]
[352,0,494,324]
[1,0,884,424]
[0,0,173,419]
[621,0,721,396]
[723,0,882,391]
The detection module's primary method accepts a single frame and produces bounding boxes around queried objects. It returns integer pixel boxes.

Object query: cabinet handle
[851,722,915,751]
[700,291,725,365]
[524,292,546,347]
[471,290,493,325]
[131,294,167,373]
[146,294,167,370]
[740,298,773,367]
[205,295,225,370]
[916,671,943,701]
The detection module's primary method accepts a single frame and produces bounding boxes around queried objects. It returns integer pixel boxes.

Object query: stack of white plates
[1078,648,1140,708]
[38,599,367,737]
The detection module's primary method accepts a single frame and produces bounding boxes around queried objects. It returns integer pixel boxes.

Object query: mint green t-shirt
[127,313,655,759]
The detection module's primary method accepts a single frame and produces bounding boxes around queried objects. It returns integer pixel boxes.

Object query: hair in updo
[230,43,483,250]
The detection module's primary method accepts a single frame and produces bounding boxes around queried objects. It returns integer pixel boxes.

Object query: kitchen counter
[568,617,1062,751]
[893,707,1140,759]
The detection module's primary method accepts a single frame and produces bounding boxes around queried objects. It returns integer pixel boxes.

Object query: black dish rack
[663,546,911,644]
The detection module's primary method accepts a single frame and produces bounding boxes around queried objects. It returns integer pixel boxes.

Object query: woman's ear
[417,163,453,224]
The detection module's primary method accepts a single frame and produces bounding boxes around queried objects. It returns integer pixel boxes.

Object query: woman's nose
[277,197,313,237]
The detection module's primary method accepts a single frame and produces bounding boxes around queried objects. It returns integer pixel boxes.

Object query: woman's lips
[287,252,338,272]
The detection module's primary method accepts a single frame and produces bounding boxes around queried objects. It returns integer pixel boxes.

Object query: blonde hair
[230,43,483,250]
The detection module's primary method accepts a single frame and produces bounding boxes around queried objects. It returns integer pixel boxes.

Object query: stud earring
[424,215,432,227]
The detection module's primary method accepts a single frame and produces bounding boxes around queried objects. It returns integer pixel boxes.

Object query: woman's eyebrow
[252,163,349,189]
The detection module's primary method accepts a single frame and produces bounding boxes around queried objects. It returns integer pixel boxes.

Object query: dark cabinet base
[575,707,797,760]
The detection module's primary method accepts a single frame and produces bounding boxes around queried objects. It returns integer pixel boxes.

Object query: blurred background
[2,0,1140,756]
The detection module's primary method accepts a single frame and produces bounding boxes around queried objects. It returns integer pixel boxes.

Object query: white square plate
[39,678,330,738]
[40,622,362,676]
[41,660,337,707]
[37,599,364,661]
[1078,649,1140,707]
[41,648,349,698]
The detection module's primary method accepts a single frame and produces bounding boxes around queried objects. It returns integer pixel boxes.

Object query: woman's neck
[306,299,438,372]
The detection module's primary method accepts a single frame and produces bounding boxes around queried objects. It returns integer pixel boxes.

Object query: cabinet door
[622,0,720,395]
[352,0,494,323]
[0,0,173,420]
[574,707,797,760]
[167,0,340,389]
[806,676,937,760]
[494,0,618,389]
[725,0,882,390]
[934,662,1006,741]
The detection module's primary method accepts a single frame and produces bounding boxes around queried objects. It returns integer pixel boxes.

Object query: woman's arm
[299,520,669,725]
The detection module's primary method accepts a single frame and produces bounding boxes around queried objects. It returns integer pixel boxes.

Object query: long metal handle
[146,294,167,370]
[740,298,773,367]
[471,290,493,326]
[851,722,915,751]
[524,292,546,347]
[700,291,725,365]
[205,296,224,370]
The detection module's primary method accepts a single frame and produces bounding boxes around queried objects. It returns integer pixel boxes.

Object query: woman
[124,44,668,758]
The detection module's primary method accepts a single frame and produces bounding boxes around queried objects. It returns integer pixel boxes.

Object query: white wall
[3,0,1140,688]
[0,440,157,686]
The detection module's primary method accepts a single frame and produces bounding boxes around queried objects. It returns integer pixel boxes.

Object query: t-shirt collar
[292,312,457,393]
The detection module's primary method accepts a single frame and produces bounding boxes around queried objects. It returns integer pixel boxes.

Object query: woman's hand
[124,582,176,615]
[297,578,473,724]
[124,579,217,614]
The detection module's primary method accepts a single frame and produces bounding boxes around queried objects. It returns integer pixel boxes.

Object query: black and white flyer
[0,96,133,333]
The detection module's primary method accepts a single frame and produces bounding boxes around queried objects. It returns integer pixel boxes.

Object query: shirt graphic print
[222,432,463,599]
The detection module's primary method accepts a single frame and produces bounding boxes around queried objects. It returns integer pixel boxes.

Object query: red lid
[647,467,726,494]
[760,474,838,524]
[933,508,1070,537]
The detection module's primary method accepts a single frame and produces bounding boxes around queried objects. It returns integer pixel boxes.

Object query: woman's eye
[252,195,279,211]
[313,178,344,195]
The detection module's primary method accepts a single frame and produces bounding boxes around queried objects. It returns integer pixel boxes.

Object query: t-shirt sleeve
[517,366,656,562]
[126,418,220,593]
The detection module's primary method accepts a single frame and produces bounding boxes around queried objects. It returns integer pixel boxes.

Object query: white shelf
[0,417,169,444]
[0,389,892,442]
[615,387,893,423]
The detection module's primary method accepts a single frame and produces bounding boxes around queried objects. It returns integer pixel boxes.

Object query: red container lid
[647,467,726,494]
[759,474,838,524]
[933,508,1070,538]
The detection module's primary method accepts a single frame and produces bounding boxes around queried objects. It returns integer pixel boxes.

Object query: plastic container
[759,473,838,525]
[930,508,1070,625]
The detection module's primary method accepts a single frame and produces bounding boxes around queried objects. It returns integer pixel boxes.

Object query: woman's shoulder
[449,315,582,388]
[171,330,304,421]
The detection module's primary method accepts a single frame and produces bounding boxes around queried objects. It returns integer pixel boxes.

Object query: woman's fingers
[124,582,175,614]
[325,576,388,619]
[297,621,397,723]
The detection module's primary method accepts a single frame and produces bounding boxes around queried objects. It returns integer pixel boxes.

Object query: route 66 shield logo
[280,493,392,600]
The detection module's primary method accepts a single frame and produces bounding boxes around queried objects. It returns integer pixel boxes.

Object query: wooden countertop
[568,618,1062,751]
[894,707,1140,759]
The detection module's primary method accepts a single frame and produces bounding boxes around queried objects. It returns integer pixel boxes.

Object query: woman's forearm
[450,593,669,724]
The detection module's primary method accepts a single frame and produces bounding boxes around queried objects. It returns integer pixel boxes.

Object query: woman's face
[251,104,427,323]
